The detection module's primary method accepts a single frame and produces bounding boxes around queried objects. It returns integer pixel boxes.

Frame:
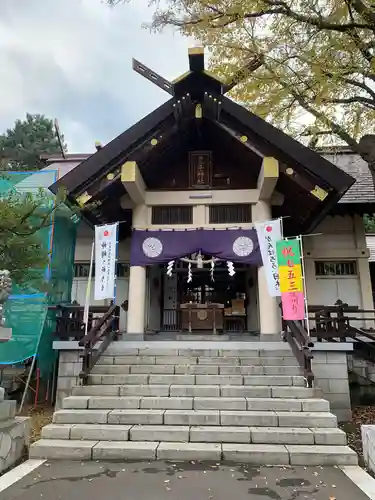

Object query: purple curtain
[130,229,263,267]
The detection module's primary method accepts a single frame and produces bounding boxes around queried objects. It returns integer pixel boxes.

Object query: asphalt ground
[0,460,371,500]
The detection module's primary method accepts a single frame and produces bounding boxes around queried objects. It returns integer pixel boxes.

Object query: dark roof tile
[323,153,375,203]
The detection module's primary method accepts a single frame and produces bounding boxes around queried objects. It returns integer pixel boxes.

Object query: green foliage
[364,214,375,232]
[0,184,68,288]
[117,0,375,154]
[0,114,67,171]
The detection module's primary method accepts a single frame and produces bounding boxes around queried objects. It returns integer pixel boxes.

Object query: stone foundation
[362,425,375,473]
[312,347,352,422]
[0,387,30,474]
[56,351,82,410]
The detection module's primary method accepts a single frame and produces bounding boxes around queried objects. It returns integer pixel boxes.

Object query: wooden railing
[51,302,120,384]
[162,308,247,333]
[308,301,375,364]
[281,317,315,388]
[52,304,113,341]
[78,303,120,384]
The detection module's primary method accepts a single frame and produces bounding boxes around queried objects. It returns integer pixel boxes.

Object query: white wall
[304,215,374,328]
[74,238,131,261]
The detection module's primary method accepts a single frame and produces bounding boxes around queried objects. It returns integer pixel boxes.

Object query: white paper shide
[255,219,282,297]
[94,223,118,300]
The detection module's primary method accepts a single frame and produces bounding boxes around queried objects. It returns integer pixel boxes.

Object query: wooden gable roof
[50,48,355,236]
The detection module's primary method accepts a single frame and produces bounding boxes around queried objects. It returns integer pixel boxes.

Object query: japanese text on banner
[94,223,118,300]
[276,239,305,320]
[254,219,282,297]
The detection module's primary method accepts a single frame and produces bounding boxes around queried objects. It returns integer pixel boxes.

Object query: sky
[0,0,191,152]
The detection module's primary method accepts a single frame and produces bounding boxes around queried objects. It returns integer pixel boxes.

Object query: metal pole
[19,302,47,413]
[83,241,95,336]
[19,354,37,413]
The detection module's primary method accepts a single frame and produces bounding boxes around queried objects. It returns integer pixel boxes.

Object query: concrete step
[102,345,295,358]
[88,374,306,386]
[221,444,357,465]
[71,384,320,399]
[29,439,358,465]
[98,355,298,367]
[91,364,301,376]
[62,395,329,412]
[41,423,347,446]
[52,409,337,427]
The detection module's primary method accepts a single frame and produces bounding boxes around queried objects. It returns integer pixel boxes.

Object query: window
[315,261,357,277]
[151,205,193,225]
[74,263,129,278]
[209,204,252,224]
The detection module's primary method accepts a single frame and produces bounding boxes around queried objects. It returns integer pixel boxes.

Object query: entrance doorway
[161,260,251,333]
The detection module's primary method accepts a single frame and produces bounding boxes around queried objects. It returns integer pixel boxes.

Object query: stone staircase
[30,343,358,465]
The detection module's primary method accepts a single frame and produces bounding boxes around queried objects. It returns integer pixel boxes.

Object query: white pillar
[357,257,375,328]
[126,265,146,334]
[253,200,280,334]
[354,215,375,328]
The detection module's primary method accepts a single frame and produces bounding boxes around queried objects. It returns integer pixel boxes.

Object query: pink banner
[281,291,305,320]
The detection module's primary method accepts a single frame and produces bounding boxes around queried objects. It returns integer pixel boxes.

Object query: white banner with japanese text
[254,219,282,297]
[94,223,118,300]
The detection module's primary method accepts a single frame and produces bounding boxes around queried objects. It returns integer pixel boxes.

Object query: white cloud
[0,0,190,152]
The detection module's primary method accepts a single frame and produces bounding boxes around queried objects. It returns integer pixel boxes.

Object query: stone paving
[0,460,371,500]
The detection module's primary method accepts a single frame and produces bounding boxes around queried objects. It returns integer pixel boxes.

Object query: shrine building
[46,47,375,339]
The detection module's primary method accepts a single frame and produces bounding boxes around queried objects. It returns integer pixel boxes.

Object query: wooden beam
[188,46,205,72]
[121,161,145,204]
[132,58,173,95]
[221,95,355,196]
[50,99,175,196]
[257,157,279,200]
[76,191,92,208]
[223,55,264,94]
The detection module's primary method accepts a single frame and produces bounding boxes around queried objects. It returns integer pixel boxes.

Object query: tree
[0,187,63,289]
[112,1,375,178]
[0,114,67,171]
[364,214,375,232]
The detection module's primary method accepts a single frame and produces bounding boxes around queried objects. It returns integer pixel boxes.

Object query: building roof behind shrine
[48,48,361,236]
[321,149,375,205]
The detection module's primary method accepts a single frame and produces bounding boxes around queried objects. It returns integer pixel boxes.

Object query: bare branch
[321,96,375,108]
